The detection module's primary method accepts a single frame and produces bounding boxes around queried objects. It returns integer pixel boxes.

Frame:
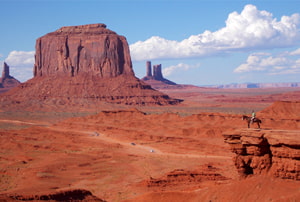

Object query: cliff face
[34,23,134,78]
[223,129,299,180]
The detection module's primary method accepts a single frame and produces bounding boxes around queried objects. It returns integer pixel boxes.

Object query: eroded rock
[223,129,300,180]
[0,62,20,92]
[34,23,134,78]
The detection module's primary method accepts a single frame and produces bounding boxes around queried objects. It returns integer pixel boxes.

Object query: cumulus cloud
[162,63,201,76]
[5,50,35,65]
[4,50,35,82]
[290,48,300,55]
[130,4,300,61]
[234,49,300,74]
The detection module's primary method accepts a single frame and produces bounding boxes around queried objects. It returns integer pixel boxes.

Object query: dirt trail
[0,118,232,161]
[47,125,231,160]
[0,119,39,125]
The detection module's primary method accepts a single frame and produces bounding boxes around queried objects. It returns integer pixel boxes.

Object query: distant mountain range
[213,82,300,89]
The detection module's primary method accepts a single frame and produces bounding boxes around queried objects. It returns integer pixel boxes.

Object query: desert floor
[0,87,299,201]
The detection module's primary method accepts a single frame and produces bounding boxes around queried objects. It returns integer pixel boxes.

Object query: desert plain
[0,85,299,202]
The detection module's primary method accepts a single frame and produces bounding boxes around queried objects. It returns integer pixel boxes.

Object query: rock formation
[142,61,177,89]
[153,64,163,81]
[223,129,299,180]
[1,189,104,201]
[34,23,134,78]
[146,61,152,77]
[0,24,181,110]
[0,62,20,92]
[2,62,9,78]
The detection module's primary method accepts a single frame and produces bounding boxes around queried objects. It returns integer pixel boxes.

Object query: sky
[0,0,300,86]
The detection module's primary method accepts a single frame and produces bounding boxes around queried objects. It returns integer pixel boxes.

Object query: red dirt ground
[0,87,299,201]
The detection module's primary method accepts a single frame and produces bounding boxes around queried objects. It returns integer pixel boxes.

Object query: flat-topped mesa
[54,23,112,34]
[34,23,134,78]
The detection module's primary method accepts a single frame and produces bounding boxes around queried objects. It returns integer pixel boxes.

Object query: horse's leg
[257,122,260,129]
[248,121,250,128]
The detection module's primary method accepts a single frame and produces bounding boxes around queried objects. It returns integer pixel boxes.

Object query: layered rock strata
[223,129,299,180]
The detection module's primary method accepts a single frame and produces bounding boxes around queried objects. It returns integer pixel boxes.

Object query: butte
[0,62,20,93]
[0,23,181,111]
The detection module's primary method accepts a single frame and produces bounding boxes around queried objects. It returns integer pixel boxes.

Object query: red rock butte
[0,62,20,92]
[0,23,181,111]
[34,23,133,78]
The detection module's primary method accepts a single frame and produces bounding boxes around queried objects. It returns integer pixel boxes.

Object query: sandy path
[0,119,39,125]
[46,126,231,160]
[0,118,232,160]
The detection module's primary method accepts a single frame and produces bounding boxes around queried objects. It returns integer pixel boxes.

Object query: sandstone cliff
[223,129,299,180]
[34,23,134,78]
[0,24,181,110]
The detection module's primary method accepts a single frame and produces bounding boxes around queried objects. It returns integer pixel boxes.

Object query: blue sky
[0,0,300,85]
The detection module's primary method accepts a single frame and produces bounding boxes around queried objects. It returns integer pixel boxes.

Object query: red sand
[0,87,299,201]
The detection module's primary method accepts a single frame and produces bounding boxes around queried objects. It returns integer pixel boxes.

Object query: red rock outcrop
[259,101,300,119]
[144,165,228,191]
[223,129,300,180]
[0,24,181,110]
[34,23,133,78]
[0,189,105,202]
[0,62,20,93]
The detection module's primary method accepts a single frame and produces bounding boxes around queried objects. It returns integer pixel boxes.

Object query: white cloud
[130,4,300,61]
[5,50,35,65]
[162,63,201,76]
[290,48,300,55]
[234,48,300,74]
[4,50,35,82]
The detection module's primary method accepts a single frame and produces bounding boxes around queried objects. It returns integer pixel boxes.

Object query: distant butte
[0,62,20,93]
[0,23,181,111]
[142,61,176,85]
[141,61,199,90]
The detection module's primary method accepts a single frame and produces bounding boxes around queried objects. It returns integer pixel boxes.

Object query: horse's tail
[259,119,262,123]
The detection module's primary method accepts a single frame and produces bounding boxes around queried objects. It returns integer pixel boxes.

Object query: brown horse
[242,115,262,128]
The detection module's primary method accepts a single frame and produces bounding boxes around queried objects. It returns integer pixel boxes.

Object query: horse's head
[242,115,247,120]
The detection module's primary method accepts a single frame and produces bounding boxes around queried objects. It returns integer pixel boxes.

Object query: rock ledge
[223,129,299,180]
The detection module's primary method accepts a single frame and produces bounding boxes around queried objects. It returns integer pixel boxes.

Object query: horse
[242,115,262,129]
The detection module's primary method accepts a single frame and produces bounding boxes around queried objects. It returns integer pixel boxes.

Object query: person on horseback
[251,110,256,124]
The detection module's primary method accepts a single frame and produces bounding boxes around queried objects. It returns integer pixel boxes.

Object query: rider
[251,110,256,124]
